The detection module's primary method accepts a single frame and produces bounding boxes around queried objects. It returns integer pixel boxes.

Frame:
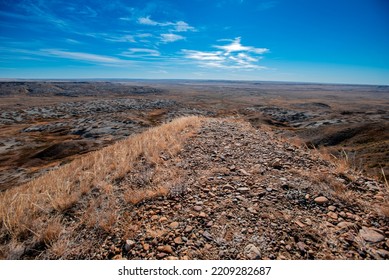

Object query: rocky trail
[89,118,389,260]
[8,117,388,260]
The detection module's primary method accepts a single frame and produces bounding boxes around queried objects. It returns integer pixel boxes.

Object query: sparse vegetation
[0,116,202,258]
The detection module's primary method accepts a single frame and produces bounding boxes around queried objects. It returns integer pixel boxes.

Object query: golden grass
[0,116,202,252]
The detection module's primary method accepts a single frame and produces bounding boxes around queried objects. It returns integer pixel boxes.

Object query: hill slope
[0,117,388,259]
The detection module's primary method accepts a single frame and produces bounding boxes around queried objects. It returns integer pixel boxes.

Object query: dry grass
[0,116,202,258]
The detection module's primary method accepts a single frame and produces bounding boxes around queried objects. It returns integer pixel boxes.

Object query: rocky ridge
[58,118,388,260]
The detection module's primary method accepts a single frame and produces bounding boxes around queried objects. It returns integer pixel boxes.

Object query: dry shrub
[39,218,62,246]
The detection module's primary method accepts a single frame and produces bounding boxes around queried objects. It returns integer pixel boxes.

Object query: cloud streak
[42,49,128,64]
[161,33,185,43]
[183,37,269,70]
[137,16,196,32]
[121,48,161,58]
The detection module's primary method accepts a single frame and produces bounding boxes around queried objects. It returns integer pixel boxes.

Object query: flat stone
[124,240,135,252]
[156,253,167,259]
[193,205,203,212]
[359,227,385,243]
[199,212,207,218]
[174,236,183,245]
[314,196,329,204]
[237,187,250,193]
[169,222,179,229]
[337,222,356,229]
[328,205,336,211]
[327,211,338,220]
[239,169,251,176]
[184,226,193,233]
[223,184,234,190]
[157,245,173,254]
[295,220,305,228]
[244,244,261,260]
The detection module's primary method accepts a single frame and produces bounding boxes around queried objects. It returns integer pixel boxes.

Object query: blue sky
[1,0,389,84]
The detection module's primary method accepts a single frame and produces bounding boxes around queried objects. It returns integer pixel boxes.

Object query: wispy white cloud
[138,16,159,26]
[121,48,161,57]
[137,16,196,32]
[65,39,82,44]
[42,49,126,64]
[105,34,136,43]
[183,37,269,70]
[214,37,269,54]
[173,21,196,32]
[183,50,225,61]
[161,33,185,43]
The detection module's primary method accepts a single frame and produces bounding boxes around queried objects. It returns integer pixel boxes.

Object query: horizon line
[0,77,388,87]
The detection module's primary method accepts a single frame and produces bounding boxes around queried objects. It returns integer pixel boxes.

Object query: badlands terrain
[0,80,388,259]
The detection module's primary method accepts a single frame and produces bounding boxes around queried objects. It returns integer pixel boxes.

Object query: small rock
[112,254,126,260]
[339,211,346,218]
[166,256,179,260]
[159,217,168,223]
[143,243,150,251]
[239,169,251,176]
[174,237,183,245]
[244,244,261,260]
[237,187,250,193]
[204,243,213,250]
[229,165,236,171]
[314,196,329,204]
[124,240,135,252]
[184,226,193,233]
[169,222,179,229]
[199,212,207,218]
[295,220,305,228]
[157,245,173,254]
[327,211,338,220]
[328,205,336,211]
[206,221,213,227]
[157,253,167,259]
[193,205,203,212]
[337,221,356,229]
[296,242,307,253]
[359,227,385,243]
